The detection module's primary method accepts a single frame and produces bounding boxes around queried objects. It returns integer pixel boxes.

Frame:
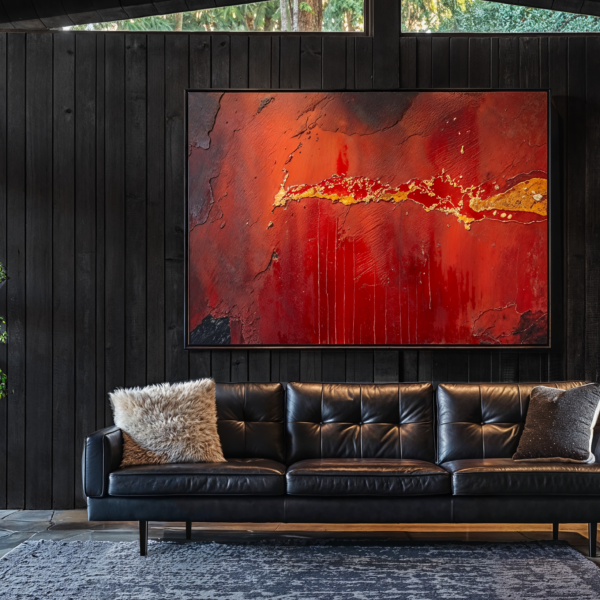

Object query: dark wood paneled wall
[1,9,599,508]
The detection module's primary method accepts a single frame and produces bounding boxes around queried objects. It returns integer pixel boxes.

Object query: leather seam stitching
[480,386,485,459]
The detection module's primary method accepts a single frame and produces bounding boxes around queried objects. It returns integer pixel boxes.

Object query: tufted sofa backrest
[216,383,285,463]
[436,381,591,464]
[285,382,435,465]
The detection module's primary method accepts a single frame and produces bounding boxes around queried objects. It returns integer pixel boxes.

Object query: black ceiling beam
[0,0,220,29]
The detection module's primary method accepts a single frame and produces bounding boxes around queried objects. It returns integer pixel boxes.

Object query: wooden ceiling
[0,0,599,30]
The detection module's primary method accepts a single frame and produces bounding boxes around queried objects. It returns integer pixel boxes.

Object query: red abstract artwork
[186,91,549,347]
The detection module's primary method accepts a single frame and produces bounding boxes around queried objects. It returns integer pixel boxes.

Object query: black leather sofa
[84,380,600,556]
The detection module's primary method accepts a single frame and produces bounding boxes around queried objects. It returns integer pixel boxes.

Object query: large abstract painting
[186,91,550,347]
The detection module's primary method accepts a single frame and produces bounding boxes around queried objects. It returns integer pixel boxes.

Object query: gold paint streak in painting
[469,178,547,216]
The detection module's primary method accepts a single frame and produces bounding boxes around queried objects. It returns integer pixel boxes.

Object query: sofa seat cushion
[286,458,451,496]
[108,458,285,496]
[443,458,600,495]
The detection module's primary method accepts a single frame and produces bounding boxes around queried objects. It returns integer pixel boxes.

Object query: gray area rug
[1,539,599,599]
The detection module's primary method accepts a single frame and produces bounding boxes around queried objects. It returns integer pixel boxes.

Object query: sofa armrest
[83,426,123,498]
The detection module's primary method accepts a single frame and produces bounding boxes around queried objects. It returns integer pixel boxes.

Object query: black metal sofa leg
[589,523,597,558]
[139,521,149,556]
[186,521,192,540]
[552,523,559,541]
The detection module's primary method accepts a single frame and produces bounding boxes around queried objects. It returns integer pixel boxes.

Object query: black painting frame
[184,88,559,351]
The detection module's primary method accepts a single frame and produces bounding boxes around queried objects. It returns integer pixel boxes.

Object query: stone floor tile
[0,510,20,520]
[0,520,52,533]
[29,530,93,542]
[0,533,36,559]
[51,510,88,524]
[89,531,139,543]
[3,510,53,522]
[49,520,137,532]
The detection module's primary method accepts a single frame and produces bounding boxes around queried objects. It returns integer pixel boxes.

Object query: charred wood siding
[0,30,596,508]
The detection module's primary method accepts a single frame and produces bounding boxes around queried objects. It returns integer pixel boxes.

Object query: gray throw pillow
[513,384,600,463]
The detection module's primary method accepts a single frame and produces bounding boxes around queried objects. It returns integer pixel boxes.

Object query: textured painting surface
[187,91,548,346]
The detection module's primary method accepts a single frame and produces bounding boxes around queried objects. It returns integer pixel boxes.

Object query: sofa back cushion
[286,383,435,465]
[437,381,590,464]
[216,383,285,464]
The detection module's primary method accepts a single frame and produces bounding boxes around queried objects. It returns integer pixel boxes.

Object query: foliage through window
[402,0,600,32]
[66,1,364,33]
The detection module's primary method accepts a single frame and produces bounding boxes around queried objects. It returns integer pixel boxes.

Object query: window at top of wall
[402,0,600,32]
[63,1,364,33]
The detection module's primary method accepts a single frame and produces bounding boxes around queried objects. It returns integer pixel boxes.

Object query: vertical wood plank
[548,37,568,382]
[0,32,6,507]
[400,37,416,88]
[25,32,53,509]
[271,37,280,88]
[50,30,78,504]
[189,351,211,380]
[566,37,586,380]
[95,34,106,429]
[469,38,491,88]
[280,36,300,89]
[373,0,399,89]
[211,35,229,89]
[346,350,374,383]
[432,37,449,88]
[500,352,519,382]
[447,351,469,383]
[190,35,210,88]
[449,38,468,88]
[147,34,165,384]
[374,350,400,382]
[417,37,431,88]
[188,34,210,382]
[322,37,346,89]
[540,37,548,90]
[104,33,126,423]
[125,33,147,388]
[300,36,322,90]
[322,350,345,382]
[300,350,322,382]
[468,351,491,382]
[230,35,248,88]
[519,37,540,89]
[6,32,26,508]
[491,37,499,88]
[279,350,300,381]
[586,36,600,381]
[52,32,76,510]
[518,36,542,384]
[432,351,448,388]
[418,350,432,382]
[249,36,271,88]
[402,351,418,382]
[249,350,271,381]
[345,38,354,89]
[74,33,97,507]
[498,37,520,88]
[231,350,248,382]
[519,352,541,382]
[355,37,373,89]
[212,351,231,382]
[165,34,189,384]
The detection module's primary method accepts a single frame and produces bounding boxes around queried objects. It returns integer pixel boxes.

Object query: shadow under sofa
[84,380,600,556]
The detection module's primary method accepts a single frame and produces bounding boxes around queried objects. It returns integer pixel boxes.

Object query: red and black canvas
[186,91,549,347]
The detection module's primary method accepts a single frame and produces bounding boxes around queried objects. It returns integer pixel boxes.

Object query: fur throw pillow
[110,378,225,467]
